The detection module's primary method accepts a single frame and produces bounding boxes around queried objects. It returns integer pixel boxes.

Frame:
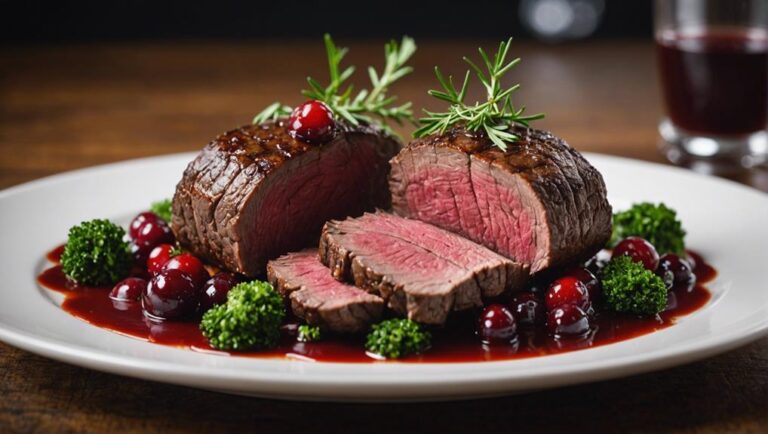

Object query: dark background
[1,0,652,43]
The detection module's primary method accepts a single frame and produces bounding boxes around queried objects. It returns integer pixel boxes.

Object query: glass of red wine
[655,0,768,172]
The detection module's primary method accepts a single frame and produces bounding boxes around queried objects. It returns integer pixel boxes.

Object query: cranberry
[200,272,239,312]
[288,100,335,143]
[110,277,147,301]
[584,250,611,275]
[509,292,546,327]
[130,242,153,266]
[129,212,160,240]
[547,304,591,338]
[613,236,660,271]
[657,253,696,292]
[162,253,208,289]
[563,267,601,302]
[142,269,199,320]
[546,276,591,312]
[146,244,175,274]
[134,219,175,252]
[477,304,518,345]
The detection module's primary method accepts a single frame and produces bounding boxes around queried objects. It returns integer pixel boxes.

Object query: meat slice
[267,250,384,333]
[319,212,528,325]
[171,120,399,276]
[389,126,612,274]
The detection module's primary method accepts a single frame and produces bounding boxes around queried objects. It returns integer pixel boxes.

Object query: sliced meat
[171,120,399,276]
[319,212,528,325]
[267,250,384,333]
[389,126,612,274]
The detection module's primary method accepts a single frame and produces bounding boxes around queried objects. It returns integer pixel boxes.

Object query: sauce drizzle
[39,245,713,363]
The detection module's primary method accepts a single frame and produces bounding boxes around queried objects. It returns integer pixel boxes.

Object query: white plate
[0,153,767,401]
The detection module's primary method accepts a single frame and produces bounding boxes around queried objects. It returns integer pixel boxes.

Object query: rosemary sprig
[253,34,416,132]
[413,38,544,151]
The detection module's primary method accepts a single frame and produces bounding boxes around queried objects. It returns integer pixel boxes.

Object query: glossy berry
[134,219,175,252]
[657,253,696,292]
[162,253,208,289]
[563,267,601,302]
[142,269,199,320]
[509,293,546,327]
[546,276,591,312]
[130,242,153,266]
[110,277,147,301]
[547,304,591,337]
[129,212,160,240]
[613,237,660,271]
[477,304,518,345]
[146,244,175,274]
[288,100,335,143]
[200,272,239,312]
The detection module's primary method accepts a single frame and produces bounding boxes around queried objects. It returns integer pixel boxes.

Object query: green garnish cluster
[365,318,431,359]
[200,280,285,351]
[601,256,668,315]
[297,324,321,343]
[150,198,172,223]
[611,202,686,255]
[60,219,132,286]
[254,34,416,132]
[414,38,544,151]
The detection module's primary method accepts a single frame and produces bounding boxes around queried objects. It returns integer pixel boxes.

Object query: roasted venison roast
[320,212,528,325]
[171,121,399,276]
[267,250,384,333]
[389,126,612,274]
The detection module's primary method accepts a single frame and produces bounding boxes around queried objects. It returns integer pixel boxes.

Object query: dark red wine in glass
[657,29,768,136]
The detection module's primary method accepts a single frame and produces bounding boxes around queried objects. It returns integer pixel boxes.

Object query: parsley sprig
[253,34,416,132]
[413,38,544,151]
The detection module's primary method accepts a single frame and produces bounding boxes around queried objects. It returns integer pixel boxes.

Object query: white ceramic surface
[1,153,767,401]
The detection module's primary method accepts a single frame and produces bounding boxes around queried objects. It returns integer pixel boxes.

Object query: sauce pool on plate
[38,245,714,363]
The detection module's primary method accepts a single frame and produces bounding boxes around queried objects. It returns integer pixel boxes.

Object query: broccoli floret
[365,319,431,359]
[60,219,132,286]
[150,198,173,223]
[611,202,686,255]
[200,280,285,351]
[601,256,668,315]
[297,324,321,342]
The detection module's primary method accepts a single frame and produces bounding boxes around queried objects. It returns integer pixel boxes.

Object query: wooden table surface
[1,40,767,433]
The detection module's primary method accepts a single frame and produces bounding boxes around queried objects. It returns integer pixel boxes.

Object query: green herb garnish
[365,318,431,359]
[60,219,132,286]
[601,256,668,315]
[253,34,416,132]
[611,202,686,255]
[297,324,321,343]
[414,38,544,151]
[150,198,172,223]
[200,280,285,351]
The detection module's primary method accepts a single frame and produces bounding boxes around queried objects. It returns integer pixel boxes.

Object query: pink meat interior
[248,140,386,267]
[400,158,537,264]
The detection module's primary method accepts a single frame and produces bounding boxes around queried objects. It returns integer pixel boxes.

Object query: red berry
[546,276,590,311]
[200,272,239,312]
[162,253,208,289]
[477,304,518,345]
[613,237,660,271]
[657,254,696,292]
[129,212,160,240]
[547,304,591,337]
[134,219,175,252]
[142,269,199,320]
[563,267,601,302]
[509,292,546,327]
[110,277,147,301]
[288,100,335,143]
[146,244,175,274]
